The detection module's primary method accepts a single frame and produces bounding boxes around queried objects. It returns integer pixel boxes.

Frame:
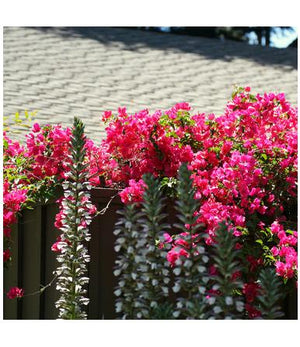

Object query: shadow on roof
[27,27,297,69]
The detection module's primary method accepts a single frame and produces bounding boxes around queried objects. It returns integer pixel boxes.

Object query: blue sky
[247,27,297,48]
[161,27,297,48]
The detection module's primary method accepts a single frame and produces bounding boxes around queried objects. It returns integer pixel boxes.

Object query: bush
[3,87,297,319]
[113,164,287,319]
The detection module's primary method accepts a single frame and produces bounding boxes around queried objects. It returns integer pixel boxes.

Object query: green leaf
[261,153,268,161]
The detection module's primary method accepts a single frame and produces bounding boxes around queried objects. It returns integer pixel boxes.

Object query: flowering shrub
[119,179,147,204]
[100,104,194,187]
[3,180,27,262]
[3,87,297,319]
[3,125,69,271]
[101,87,297,287]
[114,165,285,319]
[3,118,102,301]
[3,133,28,265]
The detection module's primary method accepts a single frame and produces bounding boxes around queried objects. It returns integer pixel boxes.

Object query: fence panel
[41,203,60,319]
[3,224,19,319]
[88,188,122,319]
[20,207,42,319]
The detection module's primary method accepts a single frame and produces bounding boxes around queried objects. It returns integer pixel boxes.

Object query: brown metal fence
[3,188,297,319]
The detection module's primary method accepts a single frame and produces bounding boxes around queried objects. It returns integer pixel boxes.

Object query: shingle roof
[3,27,298,143]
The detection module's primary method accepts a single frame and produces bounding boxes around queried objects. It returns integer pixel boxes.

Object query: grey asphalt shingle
[3,27,297,144]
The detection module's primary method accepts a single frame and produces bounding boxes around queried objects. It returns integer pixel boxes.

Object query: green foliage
[138,173,173,318]
[158,111,198,149]
[175,163,200,230]
[114,174,173,319]
[255,268,285,319]
[113,203,145,319]
[172,163,209,319]
[55,117,91,319]
[3,111,59,209]
[159,176,178,198]
[114,163,288,319]
[207,222,245,319]
[159,111,195,129]
[3,110,36,133]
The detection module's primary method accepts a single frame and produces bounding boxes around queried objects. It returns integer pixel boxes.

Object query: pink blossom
[119,179,146,204]
[271,247,279,256]
[270,221,282,234]
[243,282,260,303]
[245,304,261,319]
[235,242,243,250]
[209,265,218,276]
[3,249,10,262]
[88,204,98,216]
[231,271,242,281]
[3,86,298,287]
[7,287,24,299]
[32,123,41,133]
[163,233,172,243]
[167,247,189,267]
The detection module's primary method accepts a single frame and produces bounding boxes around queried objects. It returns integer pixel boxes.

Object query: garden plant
[3,86,297,319]
[114,164,285,319]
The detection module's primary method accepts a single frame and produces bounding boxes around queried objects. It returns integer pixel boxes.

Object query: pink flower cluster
[3,122,102,247]
[100,106,194,187]
[6,287,24,299]
[165,232,199,266]
[3,87,297,305]
[3,123,102,297]
[25,123,72,180]
[4,123,103,189]
[100,87,297,283]
[3,124,72,268]
[3,180,27,239]
[119,179,147,204]
[269,221,297,279]
[3,179,27,263]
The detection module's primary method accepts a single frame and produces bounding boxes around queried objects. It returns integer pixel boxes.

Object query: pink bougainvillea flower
[235,242,243,250]
[119,179,147,204]
[88,203,98,216]
[245,304,261,319]
[271,247,279,256]
[166,247,189,267]
[7,287,24,299]
[163,233,172,243]
[231,271,242,281]
[32,122,41,133]
[3,249,11,262]
[243,282,260,303]
[208,265,218,276]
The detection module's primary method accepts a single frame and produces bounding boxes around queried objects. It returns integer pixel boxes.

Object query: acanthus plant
[54,117,97,319]
[114,173,173,319]
[170,163,210,319]
[3,113,102,301]
[113,203,144,318]
[114,164,286,319]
